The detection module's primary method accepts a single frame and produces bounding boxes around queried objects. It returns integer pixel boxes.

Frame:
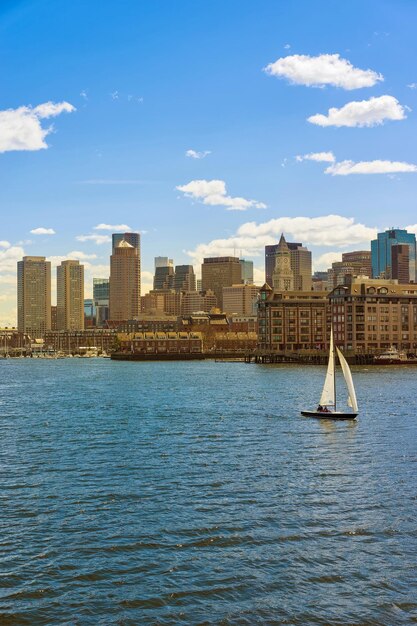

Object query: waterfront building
[266,239,312,290]
[329,277,417,353]
[109,240,141,320]
[272,235,294,292]
[57,260,84,331]
[201,256,242,311]
[44,329,116,354]
[222,284,260,315]
[17,256,51,338]
[93,278,110,326]
[116,331,203,355]
[240,259,254,285]
[115,315,179,334]
[257,284,328,352]
[391,245,410,284]
[371,228,416,282]
[174,265,196,292]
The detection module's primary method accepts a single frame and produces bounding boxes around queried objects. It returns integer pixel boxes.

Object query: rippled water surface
[0,359,416,625]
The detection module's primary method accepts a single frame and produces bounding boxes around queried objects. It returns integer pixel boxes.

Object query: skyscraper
[371,229,416,282]
[272,234,294,291]
[17,256,51,338]
[57,260,85,330]
[93,278,110,326]
[153,265,175,290]
[154,256,173,269]
[391,244,410,284]
[174,265,196,292]
[240,259,254,285]
[112,232,141,254]
[201,256,242,311]
[109,240,141,320]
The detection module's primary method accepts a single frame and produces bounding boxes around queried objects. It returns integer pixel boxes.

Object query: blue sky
[1,0,417,323]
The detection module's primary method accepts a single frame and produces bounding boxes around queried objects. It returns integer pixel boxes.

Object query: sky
[1,0,417,324]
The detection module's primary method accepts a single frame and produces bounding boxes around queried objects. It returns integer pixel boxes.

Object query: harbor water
[0,359,416,625]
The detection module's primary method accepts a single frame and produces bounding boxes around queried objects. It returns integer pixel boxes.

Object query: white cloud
[313,252,342,272]
[325,159,417,176]
[308,95,407,127]
[407,83,417,90]
[296,151,335,163]
[264,53,383,90]
[141,270,154,295]
[76,234,112,245]
[186,149,211,159]
[94,223,132,231]
[30,227,56,235]
[0,241,10,248]
[406,223,417,235]
[80,90,88,100]
[176,179,267,211]
[0,101,75,153]
[186,215,377,265]
[0,245,25,273]
[283,44,291,50]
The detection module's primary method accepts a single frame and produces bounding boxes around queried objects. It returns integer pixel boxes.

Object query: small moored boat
[301,327,358,420]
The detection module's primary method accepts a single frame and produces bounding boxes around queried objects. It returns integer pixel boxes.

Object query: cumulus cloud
[176,179,267,211]
[308,95,407,127]
[0,101,75,153]
[406,223,417,235]
[325,159,417,175]
[263,53,383,89]
[0,245,25,273]
[186,149,211,159]
[296,151,335,163]
[30,227,56,235]
[76,234,112,245]
[186,215,377,264]
[94,223,132,231]
[0,241,10,248]
[313,252,343,272]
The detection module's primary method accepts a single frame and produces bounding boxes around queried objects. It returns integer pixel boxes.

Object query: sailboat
[301,327,358,420]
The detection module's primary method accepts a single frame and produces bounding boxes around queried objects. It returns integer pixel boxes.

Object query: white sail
[320,327,335,406]
[336,347,358,412]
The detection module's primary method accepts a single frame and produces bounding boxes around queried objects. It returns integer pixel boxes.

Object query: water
[0,359,416,625]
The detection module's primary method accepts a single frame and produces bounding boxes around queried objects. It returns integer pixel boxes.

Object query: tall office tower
[392,245,410,283]
[371,228,416,282]
[181,290,217,315]
[240,259,254,285]
[93,278,110,326]
[266,240,311,290]
[272,235,294,291]
[112,231,141,301]
[155,256,173,269]
[201,256,242,311]
[17,256,51,338]
[57,260,85,331]
[109,240,141,320]
[174,265,196,292]
[196,279,202,291]
[154,265,175,290]
[112,232,141,254]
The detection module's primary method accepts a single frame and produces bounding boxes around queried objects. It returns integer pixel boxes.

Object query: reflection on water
[0,360,416,625]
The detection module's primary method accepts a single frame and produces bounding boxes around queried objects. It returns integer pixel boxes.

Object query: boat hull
[301,410,358,420]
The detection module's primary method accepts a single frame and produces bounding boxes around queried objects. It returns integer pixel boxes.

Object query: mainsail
[320,327,335,407]
[336,347,359,413]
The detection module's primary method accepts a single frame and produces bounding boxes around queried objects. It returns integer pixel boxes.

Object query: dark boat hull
[301,410,358,420]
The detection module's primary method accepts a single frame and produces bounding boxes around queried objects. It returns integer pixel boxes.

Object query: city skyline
[2,0,417,324]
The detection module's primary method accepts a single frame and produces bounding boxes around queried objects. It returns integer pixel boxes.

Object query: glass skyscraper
[371,229,416,282]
